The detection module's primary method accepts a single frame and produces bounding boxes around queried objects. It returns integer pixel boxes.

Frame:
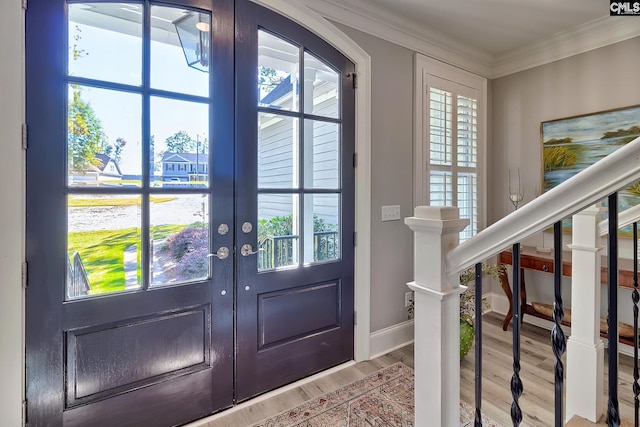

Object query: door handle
[208,247,230,260]
[240,244,263,257]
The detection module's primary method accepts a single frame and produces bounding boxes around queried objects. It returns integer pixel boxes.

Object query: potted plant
[408,263,502,359]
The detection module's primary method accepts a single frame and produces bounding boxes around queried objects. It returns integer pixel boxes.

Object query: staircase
[407,135,640,426]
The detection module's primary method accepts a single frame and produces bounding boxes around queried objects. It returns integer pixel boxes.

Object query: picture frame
[542,104,640,211]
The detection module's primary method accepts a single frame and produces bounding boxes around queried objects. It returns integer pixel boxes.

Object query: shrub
[175,244,209,280]
[166,226,209,281]
[166,227,207,261]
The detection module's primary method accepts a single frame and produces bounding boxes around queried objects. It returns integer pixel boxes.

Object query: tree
[68,87,108,173]
[164,130,196,153]
[113,138,127,164]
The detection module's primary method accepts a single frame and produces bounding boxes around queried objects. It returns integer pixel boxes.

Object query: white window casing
[414,54,487,240]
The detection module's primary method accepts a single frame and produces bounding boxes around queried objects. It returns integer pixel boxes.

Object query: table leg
[499,265,512,331]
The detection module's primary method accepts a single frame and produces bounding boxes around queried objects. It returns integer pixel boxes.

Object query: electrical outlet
[381,205,401,221]
[404,291,413,308]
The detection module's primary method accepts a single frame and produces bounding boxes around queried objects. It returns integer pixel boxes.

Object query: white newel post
[566,204,604,422]
[405,206,469,427]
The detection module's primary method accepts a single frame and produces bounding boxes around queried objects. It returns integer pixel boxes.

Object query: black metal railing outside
[258,231,339,270]
[67,251,91,299]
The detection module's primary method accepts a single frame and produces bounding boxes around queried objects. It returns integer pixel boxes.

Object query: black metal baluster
[607,192,621,427]
[633,221,639,427]
[511,243,523,426]
[474,262,483,427]
[552,221,566,427]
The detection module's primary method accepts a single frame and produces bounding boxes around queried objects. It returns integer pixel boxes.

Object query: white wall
[0,0,25,424]
[333,24,415,332]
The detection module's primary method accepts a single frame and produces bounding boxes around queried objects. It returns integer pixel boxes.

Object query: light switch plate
[381,205,401,221]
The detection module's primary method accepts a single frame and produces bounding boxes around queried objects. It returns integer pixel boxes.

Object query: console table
[497,246,640,345]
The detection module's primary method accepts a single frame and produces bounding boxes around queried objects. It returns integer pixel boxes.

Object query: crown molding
[492,16,640,78]
[299,0,494,78]
[298,0,640,79]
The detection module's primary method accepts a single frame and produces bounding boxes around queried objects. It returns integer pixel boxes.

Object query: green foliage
[68,87,108,173]
[544,137,573,145]
[602,125,640,139]
[164,130,206,154]
[68,227,140,293]
[257,214,337,244]
[460,319,474,359]
[407,263,503,326]
[543,145,578,171]
[68,225,182,294]
[113,138,127,164]
[258,66,285,96]
[459,264,502,326]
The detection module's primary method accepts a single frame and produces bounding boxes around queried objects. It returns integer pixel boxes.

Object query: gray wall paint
[334,23,415,332]
[490,36,640,295]
[490,36,640,226]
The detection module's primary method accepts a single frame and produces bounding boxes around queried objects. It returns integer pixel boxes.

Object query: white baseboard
[369,319,414,359]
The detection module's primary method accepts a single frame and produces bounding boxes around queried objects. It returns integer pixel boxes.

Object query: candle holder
[508,168,524,210]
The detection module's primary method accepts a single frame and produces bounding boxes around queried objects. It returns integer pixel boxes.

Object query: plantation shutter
[426,77,479,241]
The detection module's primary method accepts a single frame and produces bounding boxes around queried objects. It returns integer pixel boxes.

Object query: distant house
[69,153,123,185]
[161,152,209,182]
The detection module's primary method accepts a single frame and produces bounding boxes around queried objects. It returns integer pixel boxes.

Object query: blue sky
[70,16,209,174]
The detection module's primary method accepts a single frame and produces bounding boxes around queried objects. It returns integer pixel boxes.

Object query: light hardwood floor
[192,312,638,427]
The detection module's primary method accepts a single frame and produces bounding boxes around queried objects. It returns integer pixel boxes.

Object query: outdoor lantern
[173,12,210,73]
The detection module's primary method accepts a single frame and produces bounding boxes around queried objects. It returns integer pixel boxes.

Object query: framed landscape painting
[542,105,640,215]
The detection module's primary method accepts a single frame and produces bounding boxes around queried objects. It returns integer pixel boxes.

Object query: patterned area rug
[250,362,503,426]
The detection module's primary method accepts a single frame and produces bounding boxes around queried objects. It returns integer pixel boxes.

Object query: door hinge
[347,72,357,89]
[22,399,27,426]
[21,0,27,10]
[21,124,28,150]
[353,311,357,326]
[22,262,28,289]
[353,232,357,247]
[352,153,357,168]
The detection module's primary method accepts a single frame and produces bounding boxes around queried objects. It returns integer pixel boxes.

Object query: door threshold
[186,360,357,427]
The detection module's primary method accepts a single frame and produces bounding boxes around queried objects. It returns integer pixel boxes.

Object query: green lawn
[68,195,176,207]
[68,224,184,294]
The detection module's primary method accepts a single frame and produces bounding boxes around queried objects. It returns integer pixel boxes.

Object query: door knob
[240,244,263,256]
[208,247,229,260]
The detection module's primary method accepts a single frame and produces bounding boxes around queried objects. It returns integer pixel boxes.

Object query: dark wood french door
[25,0,354,425]
[235,2,355,401]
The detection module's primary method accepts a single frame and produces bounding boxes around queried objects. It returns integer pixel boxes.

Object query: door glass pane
[258,113,298,189]
[303,119,339,189]
[258,30,299,111]
[150,194,210,285]
[67,85,142,188]
[303,52,338,119]
[67,194,142,299]
[304,194,340,263]
[258,194,299,271]
[68,3,142,86]
[151,97,209,188]
[150,6,210,96]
